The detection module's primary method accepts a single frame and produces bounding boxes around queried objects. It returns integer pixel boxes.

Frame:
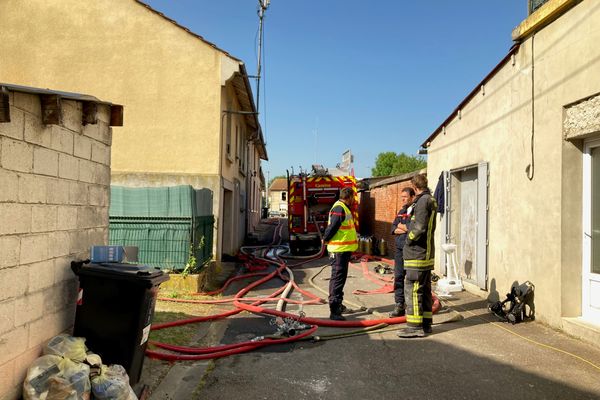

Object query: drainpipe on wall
[527,34,536,181]
[217,112,228,260]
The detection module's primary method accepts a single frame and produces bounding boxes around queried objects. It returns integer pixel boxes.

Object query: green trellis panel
[109,185,214,270]
[110,185,195,217]
[109,218,191,270]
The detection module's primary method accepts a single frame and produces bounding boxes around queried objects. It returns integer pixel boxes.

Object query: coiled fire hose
[147,219,440,361]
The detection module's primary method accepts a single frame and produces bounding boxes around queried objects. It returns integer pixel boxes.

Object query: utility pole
[266,170,270,211]
[256,0,270,112]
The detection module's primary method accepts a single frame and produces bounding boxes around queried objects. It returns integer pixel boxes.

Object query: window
[529,0,549,14]
[240,128,246,172]
[226,113,232,157]
[235,125,239,161]
[281,192,287,201]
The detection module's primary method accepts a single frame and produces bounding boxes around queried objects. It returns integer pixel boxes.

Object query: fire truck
[287,166,359,254]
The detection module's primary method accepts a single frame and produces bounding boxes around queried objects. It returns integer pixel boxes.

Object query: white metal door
[459,168,478,281]
[447,163,488,289]
[583,140,600,324]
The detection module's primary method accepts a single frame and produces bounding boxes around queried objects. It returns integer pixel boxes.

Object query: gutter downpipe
[218,111,228,261]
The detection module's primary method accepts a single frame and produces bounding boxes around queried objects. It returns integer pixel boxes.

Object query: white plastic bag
[23,355,91,400]
[43,334,88,362]
[90,365,137,400]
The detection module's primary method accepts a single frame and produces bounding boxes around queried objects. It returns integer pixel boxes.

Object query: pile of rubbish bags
[23,334,137,400]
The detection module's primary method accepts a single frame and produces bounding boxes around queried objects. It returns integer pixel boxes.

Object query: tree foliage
[371,152,426,177]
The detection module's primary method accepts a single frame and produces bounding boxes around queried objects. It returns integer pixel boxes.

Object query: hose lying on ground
[147,219,440,361]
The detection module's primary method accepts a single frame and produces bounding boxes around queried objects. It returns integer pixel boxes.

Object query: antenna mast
[256,0,270,111]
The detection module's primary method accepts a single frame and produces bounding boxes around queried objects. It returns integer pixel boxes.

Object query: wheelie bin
[71,260,169,385]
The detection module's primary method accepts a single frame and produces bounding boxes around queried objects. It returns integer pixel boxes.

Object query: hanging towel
[433,172,445,215]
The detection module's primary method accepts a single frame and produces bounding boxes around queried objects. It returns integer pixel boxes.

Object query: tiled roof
[269,178,287,191]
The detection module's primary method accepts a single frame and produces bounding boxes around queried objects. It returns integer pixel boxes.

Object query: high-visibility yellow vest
[327,200,358,253]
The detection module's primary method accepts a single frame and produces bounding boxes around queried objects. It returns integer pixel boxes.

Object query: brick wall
[0,89,113,400]
[358,171,425,258]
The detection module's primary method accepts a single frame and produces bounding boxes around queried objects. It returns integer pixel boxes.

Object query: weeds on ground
[149,311,199,346]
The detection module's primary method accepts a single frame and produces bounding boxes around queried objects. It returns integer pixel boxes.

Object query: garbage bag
[23,355,91,400]
[90,365,137,400]
[84,353,102,369]
[43,334,88,362]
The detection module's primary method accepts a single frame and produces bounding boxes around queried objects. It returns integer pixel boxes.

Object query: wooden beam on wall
[82,101,98,125]
[41,94,62,125]
[0,87,10,123]
[110,105,124,126]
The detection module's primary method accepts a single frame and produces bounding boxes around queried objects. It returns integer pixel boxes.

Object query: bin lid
[74,262,169,285]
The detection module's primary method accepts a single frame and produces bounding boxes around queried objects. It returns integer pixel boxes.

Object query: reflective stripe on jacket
[403,189,437,270]
[326,200,358,253]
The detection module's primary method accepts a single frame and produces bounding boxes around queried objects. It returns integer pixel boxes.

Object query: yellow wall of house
[0,0,268,261]
[0,0,225,175]
[426,0,600,330]
[269,190,288,215]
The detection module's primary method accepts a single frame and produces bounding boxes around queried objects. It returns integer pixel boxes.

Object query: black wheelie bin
[71,260,169,385]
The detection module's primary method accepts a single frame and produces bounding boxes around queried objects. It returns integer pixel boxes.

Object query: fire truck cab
[287,167,358,254]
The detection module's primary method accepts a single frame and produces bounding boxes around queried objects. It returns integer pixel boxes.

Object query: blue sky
[144,0,526,178]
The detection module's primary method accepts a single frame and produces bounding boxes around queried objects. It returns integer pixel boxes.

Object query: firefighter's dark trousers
[329,251,351,313]
[393,248,406,306]
[404,268,432,328]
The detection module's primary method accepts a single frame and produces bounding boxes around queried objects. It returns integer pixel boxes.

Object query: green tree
[371,152,426,177]
[371,152,398,177]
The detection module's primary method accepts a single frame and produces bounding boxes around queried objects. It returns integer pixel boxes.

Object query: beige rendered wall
[247,143,263,231]
[0,0,266,259]
[0,91,113,400]
[426,0,600,328]
[219,85,242,255]
[0,0,222,176]
[269,190,288,215]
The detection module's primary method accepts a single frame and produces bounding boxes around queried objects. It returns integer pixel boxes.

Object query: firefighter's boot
[397,326,426,338]
[329,304,346,321]
[389,303,405,317]
[339,304,356,314]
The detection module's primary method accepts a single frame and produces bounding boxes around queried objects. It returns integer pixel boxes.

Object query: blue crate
[90,246,125,263]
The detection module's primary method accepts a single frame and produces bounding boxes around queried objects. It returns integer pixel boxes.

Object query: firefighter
[398,174,437,337]
[322,187,358,321]
[389,187,416,317]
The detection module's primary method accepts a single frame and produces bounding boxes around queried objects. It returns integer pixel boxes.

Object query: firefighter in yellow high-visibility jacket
[398,174,437,338]
[322,187,358,321]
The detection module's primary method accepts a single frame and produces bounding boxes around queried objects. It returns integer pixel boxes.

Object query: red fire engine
[287,167,359,254]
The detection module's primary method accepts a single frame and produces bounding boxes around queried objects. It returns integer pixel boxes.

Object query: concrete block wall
[0,90,113,400]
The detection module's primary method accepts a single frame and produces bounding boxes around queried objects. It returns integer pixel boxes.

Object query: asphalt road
[188,256,600,400]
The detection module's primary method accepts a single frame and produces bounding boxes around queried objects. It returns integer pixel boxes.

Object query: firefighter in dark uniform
[398,174,437,337]
[389,187,415,317]
[322,187,358,321]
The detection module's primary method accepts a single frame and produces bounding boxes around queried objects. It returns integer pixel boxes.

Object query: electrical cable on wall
[261,13,268,146]
[255,0,269,113]
[527,34,535,181]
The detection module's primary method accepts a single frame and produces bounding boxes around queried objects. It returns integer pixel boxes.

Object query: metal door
[459,168,478,281]
[446,162,488,289]
[476,162,489,289]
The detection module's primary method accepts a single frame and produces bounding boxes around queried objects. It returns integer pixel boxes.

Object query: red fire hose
[147,220,440,361]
